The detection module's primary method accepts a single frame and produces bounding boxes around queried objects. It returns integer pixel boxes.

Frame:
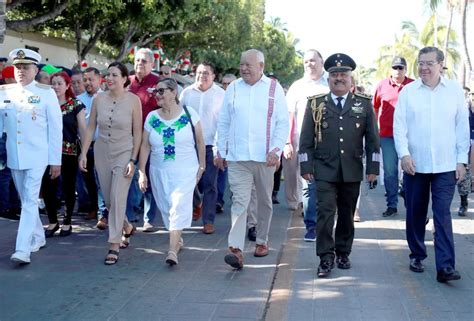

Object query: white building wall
[1,30,111,69]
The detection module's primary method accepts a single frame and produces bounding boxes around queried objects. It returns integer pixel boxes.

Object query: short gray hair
[135,48,155,63]
[305,49,323,61]
[222,73,237,82]
[242,49,265,64]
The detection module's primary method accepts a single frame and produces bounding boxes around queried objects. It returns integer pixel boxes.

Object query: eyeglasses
[392,66,405,70]
[417,61,439,67]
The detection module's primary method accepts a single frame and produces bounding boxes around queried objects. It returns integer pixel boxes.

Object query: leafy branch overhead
[5,0,303,84]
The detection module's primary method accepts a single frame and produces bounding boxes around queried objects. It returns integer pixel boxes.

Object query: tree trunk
[116,22,137,62]
[74,21,82,68]
[80,22,116,61]
[443,5,454,63]
[460,0,472,77]
[6,2,68,29]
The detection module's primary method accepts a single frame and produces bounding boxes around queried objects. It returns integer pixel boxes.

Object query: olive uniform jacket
[299,92,380,183]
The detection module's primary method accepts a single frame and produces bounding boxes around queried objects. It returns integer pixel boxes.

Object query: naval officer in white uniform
[0,48,62,264]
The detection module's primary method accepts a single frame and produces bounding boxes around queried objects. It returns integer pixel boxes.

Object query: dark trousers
[273,158,283,193]
[42,154,78,225]
[198,146,218,224]
[316,180,360,261]
[404,171,456,271]
[82,146,98,212]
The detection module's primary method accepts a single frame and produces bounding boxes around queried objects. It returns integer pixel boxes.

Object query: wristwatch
[129,158,138,165]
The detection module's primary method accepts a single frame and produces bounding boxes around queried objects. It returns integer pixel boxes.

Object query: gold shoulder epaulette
[307,93,326,101]
[354,92,372,100]
[35,83,52,89]
[0,84,16,90]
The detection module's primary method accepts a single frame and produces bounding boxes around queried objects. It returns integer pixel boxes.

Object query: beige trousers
[94,146,133,244]
[227,161,275,249]
[282,141,303,209]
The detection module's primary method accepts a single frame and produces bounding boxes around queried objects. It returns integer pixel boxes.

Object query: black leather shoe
[247,227,256,242]
[216,203,224,213]
[45,223,60,238]
[409,258,424,273]
[436,267,461,283]
[336,254,351,269]
[382,207,397,217]
[317,260,335,277]
[59,225,72,237]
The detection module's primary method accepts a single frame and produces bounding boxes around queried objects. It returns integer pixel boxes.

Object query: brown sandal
[120,226,136,249]
[104,250,119,265]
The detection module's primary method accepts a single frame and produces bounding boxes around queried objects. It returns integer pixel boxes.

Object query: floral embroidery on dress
[149,113,191,160]
[61,98,77,115]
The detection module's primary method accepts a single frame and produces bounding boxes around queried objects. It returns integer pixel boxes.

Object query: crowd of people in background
[0,44,472,283]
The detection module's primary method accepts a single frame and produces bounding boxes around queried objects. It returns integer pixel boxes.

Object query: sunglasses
[392,66,405,70]
[147,87,171,96]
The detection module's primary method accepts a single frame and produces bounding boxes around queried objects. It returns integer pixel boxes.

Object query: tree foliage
[376,15,461,80]
[5,0,302,84]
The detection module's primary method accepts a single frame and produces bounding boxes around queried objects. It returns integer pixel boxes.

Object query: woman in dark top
[43,71,87,237]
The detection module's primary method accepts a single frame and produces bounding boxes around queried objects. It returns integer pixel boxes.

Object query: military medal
[351,106,364,113]
[322,121,328,129]
[28,95,41,104]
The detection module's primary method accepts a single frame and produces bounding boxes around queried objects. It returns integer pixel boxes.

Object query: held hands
[283,144,294,160]
[401,155,416,175]
[138,170,147,193]
[214,156,227,170]
[50,165,61,179]
[78,153,87,172]
[266,152,280,167]
[456,163,466,183]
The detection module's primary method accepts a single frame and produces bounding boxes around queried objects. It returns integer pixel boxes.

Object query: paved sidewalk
[0,190,292,321]
[266,184,474,321]
[0,182,472,321]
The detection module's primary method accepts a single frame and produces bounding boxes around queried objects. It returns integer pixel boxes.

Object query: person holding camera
[299,53,380,277]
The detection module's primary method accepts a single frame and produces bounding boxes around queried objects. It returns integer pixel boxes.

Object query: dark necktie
[336,96,344,109]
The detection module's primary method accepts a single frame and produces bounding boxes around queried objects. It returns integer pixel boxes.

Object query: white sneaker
[10,251,31,264]
[31,240,46,253]
[143,222,154,232]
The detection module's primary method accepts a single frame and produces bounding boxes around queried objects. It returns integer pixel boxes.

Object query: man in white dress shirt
[215,49,289,269]
[394,46,469,282]
[0,48,62,264]
[283,49,329,242]
[180,61,225,234]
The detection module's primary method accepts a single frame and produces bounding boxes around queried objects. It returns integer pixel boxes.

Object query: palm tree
[376,15,461,80]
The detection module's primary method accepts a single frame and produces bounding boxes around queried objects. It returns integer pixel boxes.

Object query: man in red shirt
[128,48,160,230]
[373,56,414,217]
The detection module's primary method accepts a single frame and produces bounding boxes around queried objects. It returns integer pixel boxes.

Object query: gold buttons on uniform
[340,138,343,142]
[339,116,343,120]
[339,127,343,130]
[341,150,344,154]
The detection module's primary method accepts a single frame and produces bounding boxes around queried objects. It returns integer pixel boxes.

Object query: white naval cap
[9,48,42,65]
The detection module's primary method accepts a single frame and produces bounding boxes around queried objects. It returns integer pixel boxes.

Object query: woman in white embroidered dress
[138,78,205,265]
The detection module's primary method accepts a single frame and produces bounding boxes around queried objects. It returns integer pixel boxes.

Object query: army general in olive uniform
[299,53,380,277]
